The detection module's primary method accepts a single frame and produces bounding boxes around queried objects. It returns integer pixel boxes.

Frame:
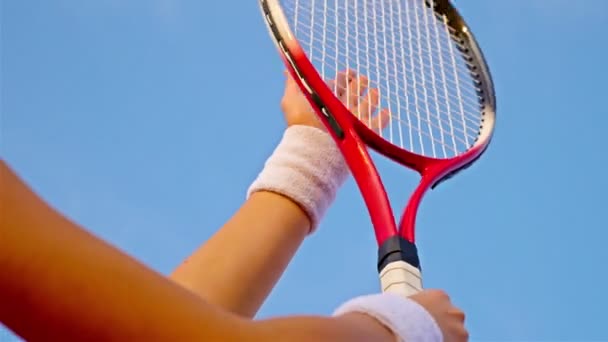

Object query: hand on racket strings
[281,69,389,132]
[250,70,384,232]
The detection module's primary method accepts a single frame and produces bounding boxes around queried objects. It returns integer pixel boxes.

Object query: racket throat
[377,236,423,296]
[377,235,421,272]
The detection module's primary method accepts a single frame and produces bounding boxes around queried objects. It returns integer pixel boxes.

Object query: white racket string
[283,0,483,158]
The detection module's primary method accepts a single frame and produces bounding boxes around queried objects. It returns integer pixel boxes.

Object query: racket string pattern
[284,0,485,159]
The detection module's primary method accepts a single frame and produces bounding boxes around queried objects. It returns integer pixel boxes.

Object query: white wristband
[333,293,442,342]
[247,125,348,233]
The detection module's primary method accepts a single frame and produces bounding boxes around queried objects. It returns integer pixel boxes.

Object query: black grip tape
[377,235,421,272]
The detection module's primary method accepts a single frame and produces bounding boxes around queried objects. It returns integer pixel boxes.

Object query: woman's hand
[410,290,469,342]
[281,70,390,132]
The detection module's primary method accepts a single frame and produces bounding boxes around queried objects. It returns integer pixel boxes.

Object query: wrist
[333,293,442,342]
[247,125,348,233]
[336,312,397,341]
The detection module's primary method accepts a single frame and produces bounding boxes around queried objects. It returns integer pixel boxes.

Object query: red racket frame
[260,0,495,287]
[279,44,489,246]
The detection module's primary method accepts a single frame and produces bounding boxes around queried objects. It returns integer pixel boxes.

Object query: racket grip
[379,260,423,297]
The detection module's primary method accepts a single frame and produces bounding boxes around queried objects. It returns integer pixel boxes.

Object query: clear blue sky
[2,1,607,341]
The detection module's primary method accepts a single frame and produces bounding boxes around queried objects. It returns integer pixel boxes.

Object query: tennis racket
[259,0,496,297]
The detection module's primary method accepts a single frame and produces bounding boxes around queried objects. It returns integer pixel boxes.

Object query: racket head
[260,0,495,242]
[262,0,495,167]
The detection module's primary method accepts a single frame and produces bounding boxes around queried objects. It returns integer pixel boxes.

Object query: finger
[284,69,295,82]
[284,70,298,90]
[356,76,369,96]
[347,76,369,109]
[448,308,466,323]
[335,70,348,96]
[448,323,469,342]
[326,79,336,94]
[356,87,379,120]
[429,289,450,300]
[370,108,391,132]
[336,69,356,98]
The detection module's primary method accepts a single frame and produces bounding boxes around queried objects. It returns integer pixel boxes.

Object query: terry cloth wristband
[333,293,443,342]
[247,125,348,233]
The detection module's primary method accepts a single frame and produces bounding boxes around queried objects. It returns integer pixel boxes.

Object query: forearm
[170,126,347,318]
[0,161,242,341]
[170,190,309,318]
[0,162,393,341]
[0,161,411,342]
[255,313,396,342]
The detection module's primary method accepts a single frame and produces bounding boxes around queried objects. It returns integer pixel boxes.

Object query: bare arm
[0,160,244,341]
[169,74,320,318]
[0,160,394,341]
[170,190,310,317]
[169,72,376,318]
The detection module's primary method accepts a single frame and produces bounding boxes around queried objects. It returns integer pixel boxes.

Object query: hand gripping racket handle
[379,260,423,297]
[377,236,422,297]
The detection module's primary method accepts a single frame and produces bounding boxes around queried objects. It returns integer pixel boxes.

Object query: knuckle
[451,308,466,322]
[432,289,450,300]
[449,326,469,342]
[460,328,470,341]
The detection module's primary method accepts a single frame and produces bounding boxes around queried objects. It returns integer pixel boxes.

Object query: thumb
[284,71,299,91]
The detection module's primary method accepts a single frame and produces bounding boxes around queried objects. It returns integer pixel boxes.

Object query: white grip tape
[379,260,423,297]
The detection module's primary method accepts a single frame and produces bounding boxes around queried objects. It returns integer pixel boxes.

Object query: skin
[168,69,468,341]
[0,70,468,341]
[170,70,390,317]
[0,160,393,341]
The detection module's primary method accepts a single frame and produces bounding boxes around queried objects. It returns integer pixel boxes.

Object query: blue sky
[2,1,607,340]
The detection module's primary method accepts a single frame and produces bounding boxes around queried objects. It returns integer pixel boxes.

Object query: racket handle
[379,260,423,297]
